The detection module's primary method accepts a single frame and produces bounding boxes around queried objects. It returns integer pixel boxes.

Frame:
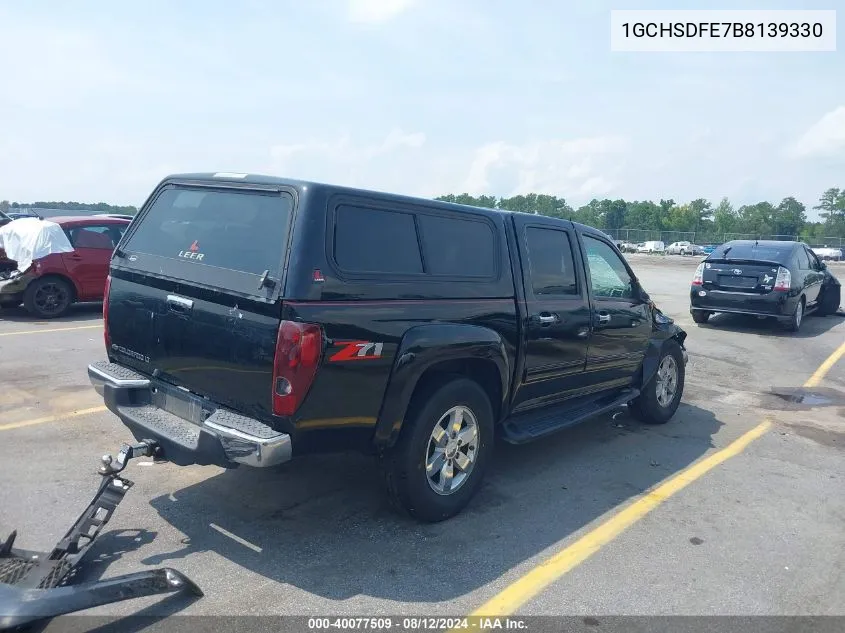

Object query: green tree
[572,200,601,228]
[498,194,573,218]
[713,197,738,235]
[814,188,845,234]
[434,193,497,208]
[772,197,806,237]
[624,201,663,231]
[664,203,698,232]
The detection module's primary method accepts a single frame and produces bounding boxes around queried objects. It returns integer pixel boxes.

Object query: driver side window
[583,235,634,299]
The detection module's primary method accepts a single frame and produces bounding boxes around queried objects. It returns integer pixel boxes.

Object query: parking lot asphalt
[1,254,844,627]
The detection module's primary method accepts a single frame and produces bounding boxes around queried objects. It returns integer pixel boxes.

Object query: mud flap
[0,441,203,630]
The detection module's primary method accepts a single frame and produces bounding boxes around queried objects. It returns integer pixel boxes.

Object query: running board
[0,440,202,630]
[501,388,639,444]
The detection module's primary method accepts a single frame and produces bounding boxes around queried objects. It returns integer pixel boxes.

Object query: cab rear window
[124,187,293,276]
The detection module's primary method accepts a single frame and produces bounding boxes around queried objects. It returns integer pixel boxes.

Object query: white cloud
[270,128,425,166]
[265,132,630,204]
[267,129,430,193]
[347,0,417,24]
[787,106,845,159]
[460,137,631,200]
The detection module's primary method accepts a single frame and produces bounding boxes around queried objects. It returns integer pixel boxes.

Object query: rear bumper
[689,287,796,319]
[88,361,292,469]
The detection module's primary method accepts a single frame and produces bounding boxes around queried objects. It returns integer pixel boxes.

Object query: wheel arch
[373,323,510,450]
[25,273,80,302]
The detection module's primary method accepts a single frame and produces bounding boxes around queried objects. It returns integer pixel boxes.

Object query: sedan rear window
[711,243,792,264]
[124,187,293,276]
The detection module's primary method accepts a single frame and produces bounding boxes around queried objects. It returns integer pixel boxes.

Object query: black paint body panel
[102,173,687,459]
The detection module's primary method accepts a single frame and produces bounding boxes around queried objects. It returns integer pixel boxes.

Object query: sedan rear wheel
[784,297,804,333]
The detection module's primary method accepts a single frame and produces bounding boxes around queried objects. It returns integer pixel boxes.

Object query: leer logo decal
[179,240,204,261]
[330,341,384,361]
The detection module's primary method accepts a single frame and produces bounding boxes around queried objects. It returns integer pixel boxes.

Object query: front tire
[379,377,494,522]
[23,277,74,318]
[629,339,685,425]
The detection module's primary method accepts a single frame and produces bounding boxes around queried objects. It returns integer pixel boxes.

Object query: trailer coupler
[0,440,203,631]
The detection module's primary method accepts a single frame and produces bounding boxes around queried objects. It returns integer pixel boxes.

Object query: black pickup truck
[88,173,688,522]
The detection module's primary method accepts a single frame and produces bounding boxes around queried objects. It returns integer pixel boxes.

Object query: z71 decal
[330,341,384,361]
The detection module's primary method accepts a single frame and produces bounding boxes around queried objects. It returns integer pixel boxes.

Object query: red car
[0,216,130,318]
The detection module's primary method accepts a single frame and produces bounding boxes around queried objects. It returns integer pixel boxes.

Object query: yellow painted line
[0,406,107,431]
[0,324,101,337]
[804,339,845,387]
[461,338,845,622]
[466,420,772,618]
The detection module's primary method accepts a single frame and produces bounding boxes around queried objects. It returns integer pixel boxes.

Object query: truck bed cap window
[124,186,292,277]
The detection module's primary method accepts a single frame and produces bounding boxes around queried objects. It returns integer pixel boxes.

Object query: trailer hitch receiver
[0,439,202,630]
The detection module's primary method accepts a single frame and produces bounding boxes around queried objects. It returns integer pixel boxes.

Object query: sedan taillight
[774,266,791,291]
[691,262,704,286]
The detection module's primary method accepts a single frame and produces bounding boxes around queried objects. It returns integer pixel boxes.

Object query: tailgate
[106,184,295,418]
[702,259,781,294]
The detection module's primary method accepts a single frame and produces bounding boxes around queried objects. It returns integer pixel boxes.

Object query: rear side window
[334,205,423,274]
[418,214,495,277]
[124,187,292,276]
[67,224,123,250]
[524,227,578,296]
[796,247,811,269]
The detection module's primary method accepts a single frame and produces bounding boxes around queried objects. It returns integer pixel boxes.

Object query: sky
[0,0,842,217]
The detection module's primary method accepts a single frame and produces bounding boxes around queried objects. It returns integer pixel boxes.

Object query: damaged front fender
[0,269,35,302]
[639,301,688,389]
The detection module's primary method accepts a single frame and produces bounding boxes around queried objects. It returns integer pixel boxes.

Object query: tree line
[435,188,845,244]
[4,187,845,244]
[0,200,138,215]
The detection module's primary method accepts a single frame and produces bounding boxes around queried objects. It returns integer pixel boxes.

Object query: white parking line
[209,523,263,553]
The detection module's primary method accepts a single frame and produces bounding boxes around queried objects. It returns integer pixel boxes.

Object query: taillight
[272,320,322,416]
[774,266,791,291]
[691,262,704,286]
[103,274,112,351]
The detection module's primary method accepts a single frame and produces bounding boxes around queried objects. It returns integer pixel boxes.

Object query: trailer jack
[0,440,203,631]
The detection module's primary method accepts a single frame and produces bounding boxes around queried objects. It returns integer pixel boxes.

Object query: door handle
[166,294,193,313]
[66,253,83,260]
[597,312,611,325]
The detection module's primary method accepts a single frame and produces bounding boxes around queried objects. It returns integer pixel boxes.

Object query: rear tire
[23,277,74,318]
[691,310,711,324]
[784,297,805,333]
[379,377,494,522]
[629,339,685,425]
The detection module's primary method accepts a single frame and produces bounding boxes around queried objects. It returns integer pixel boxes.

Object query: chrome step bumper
[87,361,292,469]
